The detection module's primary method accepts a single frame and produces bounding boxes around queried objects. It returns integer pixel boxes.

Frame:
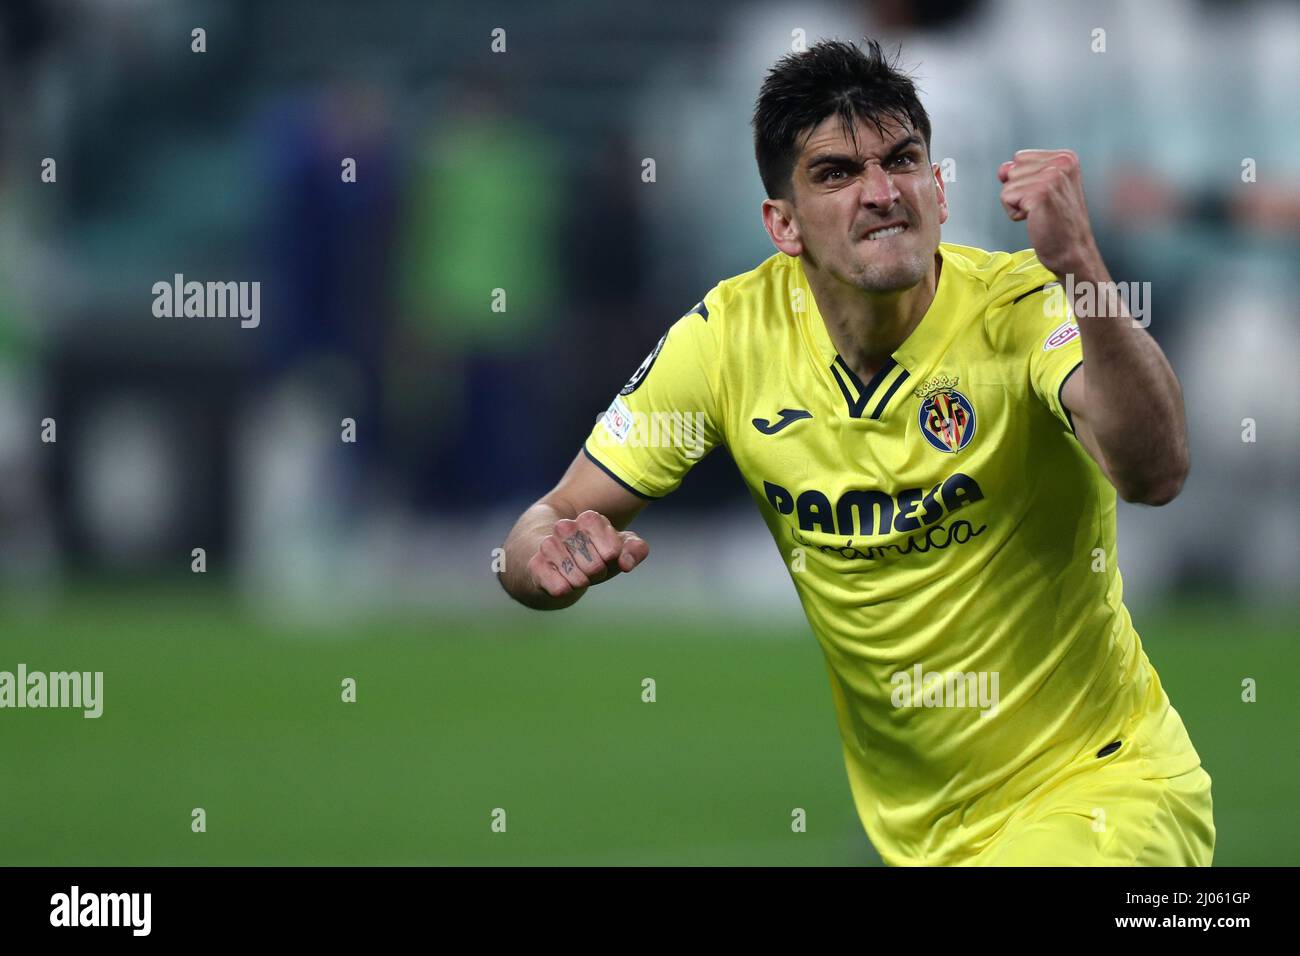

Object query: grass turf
[1,586,1294,865]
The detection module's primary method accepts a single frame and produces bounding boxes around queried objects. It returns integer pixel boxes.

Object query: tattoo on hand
[561,559,575,575]
[565,531,594,563]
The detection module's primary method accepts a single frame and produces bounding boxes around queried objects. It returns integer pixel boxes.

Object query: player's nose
[860,164,900,211]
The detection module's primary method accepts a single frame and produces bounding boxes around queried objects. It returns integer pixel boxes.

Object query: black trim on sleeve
[1058,360,1084,437]
[1012,282,1059,306]
[582,445,658,500]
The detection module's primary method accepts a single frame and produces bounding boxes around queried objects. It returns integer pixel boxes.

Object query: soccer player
[496,38,1214,866]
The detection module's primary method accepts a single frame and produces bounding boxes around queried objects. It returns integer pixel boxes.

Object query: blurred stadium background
[0,0,1296,865]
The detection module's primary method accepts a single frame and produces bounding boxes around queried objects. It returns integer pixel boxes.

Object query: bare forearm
[998,149,1188,502]
[1064,253,1189,500]
[495,452,653,610]
[497,499,584,610]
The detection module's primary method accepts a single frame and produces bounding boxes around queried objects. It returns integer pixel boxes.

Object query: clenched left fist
[998,149,1101,279]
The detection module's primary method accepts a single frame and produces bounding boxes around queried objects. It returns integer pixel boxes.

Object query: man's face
[766,114,948,292]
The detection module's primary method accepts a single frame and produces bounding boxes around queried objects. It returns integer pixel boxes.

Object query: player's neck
[805,252,941,381]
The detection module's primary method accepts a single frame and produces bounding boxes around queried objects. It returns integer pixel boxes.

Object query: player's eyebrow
[805,134,925,172]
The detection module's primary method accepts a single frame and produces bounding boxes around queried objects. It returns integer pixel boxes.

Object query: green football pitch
[1,586,1295,865]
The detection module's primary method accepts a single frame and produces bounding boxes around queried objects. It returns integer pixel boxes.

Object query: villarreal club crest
[915,375,976,453]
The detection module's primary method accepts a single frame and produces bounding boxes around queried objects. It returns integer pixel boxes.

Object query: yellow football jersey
[583,242,1203,865]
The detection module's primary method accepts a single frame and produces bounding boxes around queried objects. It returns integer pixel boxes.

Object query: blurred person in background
[0,240,59,594]
[0,0,60,594]
[394,77,564,512]
[236,78,402,613]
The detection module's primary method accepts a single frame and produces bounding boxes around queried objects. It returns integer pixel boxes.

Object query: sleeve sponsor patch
[600,395,635,444]
[1043,320,1080,351]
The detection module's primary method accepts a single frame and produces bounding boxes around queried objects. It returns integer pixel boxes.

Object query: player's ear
[932,162,950,226]
[762,197,803,257]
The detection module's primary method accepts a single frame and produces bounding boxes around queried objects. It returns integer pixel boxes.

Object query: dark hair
[752,38,932,201]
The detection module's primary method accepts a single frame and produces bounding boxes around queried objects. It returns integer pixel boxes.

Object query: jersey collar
[795,243,962,419]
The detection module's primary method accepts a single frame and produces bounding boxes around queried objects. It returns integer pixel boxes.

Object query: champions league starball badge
[915,374,976,453]
[620,332,667,396]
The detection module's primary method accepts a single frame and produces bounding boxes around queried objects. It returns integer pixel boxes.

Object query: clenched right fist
[528,510,650,599]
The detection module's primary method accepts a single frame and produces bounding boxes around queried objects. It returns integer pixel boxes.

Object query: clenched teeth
[865,224,907,240]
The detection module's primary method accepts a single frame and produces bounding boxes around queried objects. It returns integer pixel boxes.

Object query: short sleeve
[1019,282,1085,434]
[582,293,726,498]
